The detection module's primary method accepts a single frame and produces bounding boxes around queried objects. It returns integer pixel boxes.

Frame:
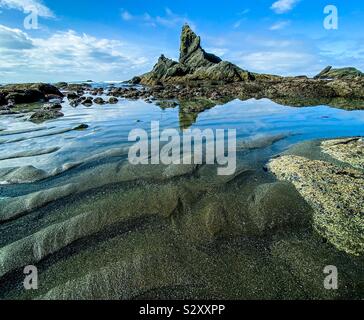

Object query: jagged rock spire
[179,24,202,63]
[179,24,222,69]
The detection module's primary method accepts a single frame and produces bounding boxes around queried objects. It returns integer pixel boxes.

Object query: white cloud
[233,9,250,29]
[0,25,156,82]
[269,21,291,30]
[0,24,33,49]
[205,47,228,57]
[233,51,317,75]
[0,0,54,17]
[271,0,300,14]
[121,10,133,21]
[121,8,194,29]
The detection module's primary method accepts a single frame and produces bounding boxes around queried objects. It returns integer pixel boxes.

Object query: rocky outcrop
[0,83,63,106]
[314,66,364,80]
[129,25,364,104]
[136,24,251,85]
[268,138,364,256]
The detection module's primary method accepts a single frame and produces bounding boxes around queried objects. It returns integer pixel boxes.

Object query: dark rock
[82,98,93,107]
[0,83,63,105]
[70,98,82,108]
[73,124,89,130]
[5,90,45,104]
[130,76,141,84]
[43,103,62,111]
[67,92,80,100]
[93,97,105,105]
[0,93,6,106]
[109,97,118,104]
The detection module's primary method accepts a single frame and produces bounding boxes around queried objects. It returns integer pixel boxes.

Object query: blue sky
[0,0,363,82]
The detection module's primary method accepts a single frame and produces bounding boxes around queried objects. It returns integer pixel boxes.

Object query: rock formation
[134,24,253,85]
[269,138,364,256]
[314,66,364,80]
[0,83,63,106]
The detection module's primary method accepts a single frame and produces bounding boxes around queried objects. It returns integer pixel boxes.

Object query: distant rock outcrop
[0,83,63,106]
[314,66,364,80]
[135,24,253,85]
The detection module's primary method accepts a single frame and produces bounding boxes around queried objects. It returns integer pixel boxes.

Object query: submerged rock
[73,124,89,131]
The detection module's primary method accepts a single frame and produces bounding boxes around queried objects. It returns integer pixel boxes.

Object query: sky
[0,0,363,83]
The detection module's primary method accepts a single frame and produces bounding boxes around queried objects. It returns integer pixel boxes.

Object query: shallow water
[0,94,363,300]
[0,97,363,173]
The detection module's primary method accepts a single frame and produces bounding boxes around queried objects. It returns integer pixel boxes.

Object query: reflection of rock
[179,111,199,130]
[237,134,289,151]
[178,98,216,129]
[268,144,364,256]
[270,96,364,110]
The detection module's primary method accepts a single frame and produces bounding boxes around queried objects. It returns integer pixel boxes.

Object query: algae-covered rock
[269,155,364,256]
[321,137,364,170]
[315,66,364,80]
